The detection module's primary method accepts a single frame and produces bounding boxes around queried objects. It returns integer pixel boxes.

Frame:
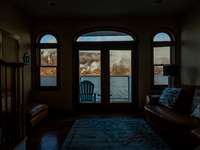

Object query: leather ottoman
[25,103,49,129]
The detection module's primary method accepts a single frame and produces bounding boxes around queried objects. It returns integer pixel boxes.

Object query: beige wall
[0,1,32,103]
[180,1,200,85]
[32,17,179,109]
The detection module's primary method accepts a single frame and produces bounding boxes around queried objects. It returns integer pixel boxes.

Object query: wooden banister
[0,59,24,68]
[0,59,25,148]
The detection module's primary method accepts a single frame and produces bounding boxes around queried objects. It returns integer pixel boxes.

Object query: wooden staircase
[0,59,26,150]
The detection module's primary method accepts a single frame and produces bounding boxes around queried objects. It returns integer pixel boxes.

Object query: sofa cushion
[172,84,196,112]
[145,105,200,139]
[191,104,200,119]
[158,88,181,109]
[25,103,49,119]
[190,86,200,114]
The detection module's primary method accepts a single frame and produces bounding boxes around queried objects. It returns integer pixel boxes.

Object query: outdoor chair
[79,80,98,103]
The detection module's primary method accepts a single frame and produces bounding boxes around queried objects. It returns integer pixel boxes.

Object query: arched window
[152,31,176,88]
[76,30,134,42]
[35,33,59,90]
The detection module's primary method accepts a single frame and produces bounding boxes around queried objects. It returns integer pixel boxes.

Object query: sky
[40,34,57,43]
[40,32,171,42]
[153,32,171,41]
[77,36,133,42]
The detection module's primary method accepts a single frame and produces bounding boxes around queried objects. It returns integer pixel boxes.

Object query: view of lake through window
[40,49,57,86]
[39,34,58,87]
[154,47,170,85]
[153,32,174,86]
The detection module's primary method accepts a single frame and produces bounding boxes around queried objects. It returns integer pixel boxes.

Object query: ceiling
[9,0,200,19]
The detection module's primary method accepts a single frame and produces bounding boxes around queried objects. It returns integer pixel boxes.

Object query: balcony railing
[79,75,131,102]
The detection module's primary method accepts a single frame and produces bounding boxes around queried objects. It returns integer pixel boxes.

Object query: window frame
[151,30,176,90]
[35,32,60,91]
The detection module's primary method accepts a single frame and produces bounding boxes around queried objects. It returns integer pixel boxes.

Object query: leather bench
[25,103,49,129]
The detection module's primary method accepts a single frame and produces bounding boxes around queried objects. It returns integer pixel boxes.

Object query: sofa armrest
[146,95,160,105]
[191,128,200,146]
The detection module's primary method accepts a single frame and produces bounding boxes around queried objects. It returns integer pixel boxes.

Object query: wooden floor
[26,111,185,150]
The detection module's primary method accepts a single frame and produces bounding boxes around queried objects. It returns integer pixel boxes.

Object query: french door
[74,42,137,111]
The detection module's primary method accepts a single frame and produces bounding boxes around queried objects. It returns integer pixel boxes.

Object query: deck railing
[79,75,131,102]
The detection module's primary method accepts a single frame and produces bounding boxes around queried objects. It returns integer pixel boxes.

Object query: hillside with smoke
[40,49,57,76]
[79,51,132,76]
[40,49,163,77]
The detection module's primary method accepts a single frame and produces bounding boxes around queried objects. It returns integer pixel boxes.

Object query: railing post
[0,65,2,130]
[128,74,130,102]
[22,67,25,139]
[79,75,81,83]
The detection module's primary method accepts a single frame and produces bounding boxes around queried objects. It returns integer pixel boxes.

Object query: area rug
[60,119,171,150]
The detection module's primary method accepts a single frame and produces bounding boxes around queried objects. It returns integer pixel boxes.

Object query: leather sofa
[144,84,200,149]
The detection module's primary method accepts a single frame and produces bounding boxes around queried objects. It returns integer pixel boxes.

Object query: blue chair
[79,80,98,103]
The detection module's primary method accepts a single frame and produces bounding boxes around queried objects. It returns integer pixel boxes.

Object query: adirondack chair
[79,80,98,103]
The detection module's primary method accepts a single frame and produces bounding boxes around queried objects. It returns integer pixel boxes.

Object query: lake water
[80,76,131,101]
[154,75,168,85]
[41,76,57,86]
[41,75,167,101]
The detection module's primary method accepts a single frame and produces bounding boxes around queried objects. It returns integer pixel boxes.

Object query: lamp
[163,65,178,88]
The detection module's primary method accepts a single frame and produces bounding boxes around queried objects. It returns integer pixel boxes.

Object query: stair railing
[0,59,25,147]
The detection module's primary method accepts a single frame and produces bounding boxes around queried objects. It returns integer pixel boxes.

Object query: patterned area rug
[60,119,171,150]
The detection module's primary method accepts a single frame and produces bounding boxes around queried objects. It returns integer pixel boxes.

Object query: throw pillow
[191,104,200,119]
[158,88,181,109]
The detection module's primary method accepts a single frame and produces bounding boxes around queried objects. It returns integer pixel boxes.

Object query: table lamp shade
[163,65,178,76]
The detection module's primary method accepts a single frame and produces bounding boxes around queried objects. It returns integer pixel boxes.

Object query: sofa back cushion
[172,84,196,112]
[158,88,181,109]
[190,86,200,114]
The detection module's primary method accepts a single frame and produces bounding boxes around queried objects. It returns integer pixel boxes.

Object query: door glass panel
[109,50,132,103]
[79,50,101,103]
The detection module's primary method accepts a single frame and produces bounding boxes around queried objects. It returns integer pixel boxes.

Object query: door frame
[73,29,138,112]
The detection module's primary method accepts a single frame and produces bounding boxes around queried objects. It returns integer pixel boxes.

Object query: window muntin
[36,33,59,90]
[152,31,175,88]
[77,31,134,42]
